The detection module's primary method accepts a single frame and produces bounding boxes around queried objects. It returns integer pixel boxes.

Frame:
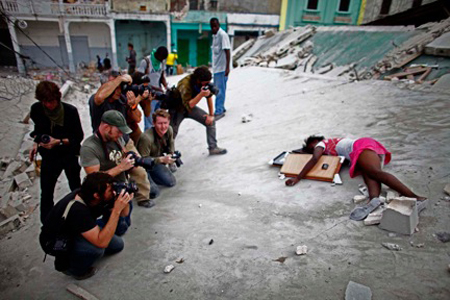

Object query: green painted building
[171,11,227,67]
[282,0,362,28]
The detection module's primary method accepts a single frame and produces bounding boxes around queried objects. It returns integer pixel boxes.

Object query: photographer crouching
[137,109,180,199]
[40,172,132,280]
[81,110,156,208]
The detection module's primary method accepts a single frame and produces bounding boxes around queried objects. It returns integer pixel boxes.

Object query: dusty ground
[0,67,449,299]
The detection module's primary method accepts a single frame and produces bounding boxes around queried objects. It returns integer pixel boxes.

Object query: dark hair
[210,17,219,24]
[128,43,133,49]
[303,135,325,151]
[152,108,170,123]
[78,172,115,205]
[155,46,168,61]
[192,66,212,82]
[35,81,61,104]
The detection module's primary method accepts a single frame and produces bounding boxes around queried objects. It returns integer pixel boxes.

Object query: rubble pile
[236,17,450,85]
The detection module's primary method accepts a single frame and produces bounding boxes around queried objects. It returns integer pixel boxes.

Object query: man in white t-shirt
[210,18,231,121]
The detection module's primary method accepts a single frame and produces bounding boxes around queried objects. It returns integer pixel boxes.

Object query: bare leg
[362,173,381,200]
[357,150,426,200]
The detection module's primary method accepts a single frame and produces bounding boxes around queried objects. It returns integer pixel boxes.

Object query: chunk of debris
[295,245,308,255]
[175,258,184,264]
[386,189,399,202]
[381,242,402,251]
[353,195,367,204]
[364,205,385,226]
[14,173,32,190]
[273,256,287,263]
[208,239,214,245]
[444,183,450,195]
[164,265,175,273]
[0,215,21,236]
[435,232,450,243]
[379,197,418,235]
[66,283,100,300]
[241,114,253,123]
[345,281,372,300]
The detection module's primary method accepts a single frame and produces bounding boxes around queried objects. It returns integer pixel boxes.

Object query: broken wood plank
[66,284,100,300]
[393,51,423,68]
[416,67,432,83]
[384,67,428,80]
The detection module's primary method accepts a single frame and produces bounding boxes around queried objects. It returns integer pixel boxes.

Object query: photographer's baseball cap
[101,110,132,134]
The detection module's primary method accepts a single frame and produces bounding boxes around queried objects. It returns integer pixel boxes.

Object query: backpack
[39,198,86,259]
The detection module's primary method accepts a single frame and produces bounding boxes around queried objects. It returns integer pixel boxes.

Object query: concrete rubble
[236,17,450,86]
[379,197,418,235]
[345,281,372,300]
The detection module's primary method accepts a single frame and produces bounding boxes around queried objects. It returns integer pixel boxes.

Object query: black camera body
[202,83,219,96]
[126,151,155,170]
[112,181,138,195]
[40,134,51,144]
[121,75,167,101]
[172,151,183,168]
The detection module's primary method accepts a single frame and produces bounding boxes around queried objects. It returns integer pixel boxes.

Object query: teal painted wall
[115,20,168,70]
[286,0,362,27]
[171,16,227,67]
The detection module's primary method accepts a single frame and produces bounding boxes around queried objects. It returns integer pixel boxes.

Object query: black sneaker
[64,267,98,280]
[138,199,156,208]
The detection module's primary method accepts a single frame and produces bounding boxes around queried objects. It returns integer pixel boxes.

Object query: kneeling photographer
[81,110,154,208]
[137,109,179,199]
[40,172,132,280]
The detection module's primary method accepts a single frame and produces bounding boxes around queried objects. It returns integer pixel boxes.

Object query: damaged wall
[361,0,440,24]
[112,0,170,13]
[16,21,111,68]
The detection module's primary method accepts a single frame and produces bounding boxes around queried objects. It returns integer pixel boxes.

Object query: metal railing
[0,0,109,17]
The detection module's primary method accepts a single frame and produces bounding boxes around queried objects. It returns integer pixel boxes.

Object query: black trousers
[40,155,81,223]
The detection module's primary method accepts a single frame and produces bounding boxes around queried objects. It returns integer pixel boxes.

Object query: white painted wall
[227,13,279,26]
[16,21,60,46]
[69,22,111,48]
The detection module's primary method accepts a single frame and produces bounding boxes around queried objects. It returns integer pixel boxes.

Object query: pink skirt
[348,138,391,178]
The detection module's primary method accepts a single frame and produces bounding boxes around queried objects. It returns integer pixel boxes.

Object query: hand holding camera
[113,188,133,214]
[38,134,60,150]
[160,154,175,165]
[118,153,135,172]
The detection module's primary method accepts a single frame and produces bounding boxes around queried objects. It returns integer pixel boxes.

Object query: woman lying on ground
[285,135,426,202]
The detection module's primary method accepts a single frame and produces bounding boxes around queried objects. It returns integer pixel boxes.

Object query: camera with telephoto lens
[125,151,155,170]
[202,83,219,95]
[112,181,138,195]
[121,75,167,101]
[39,134,51,144]
[171,151,183,168]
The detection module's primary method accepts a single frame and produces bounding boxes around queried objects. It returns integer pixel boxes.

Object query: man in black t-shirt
[40,172,132,280]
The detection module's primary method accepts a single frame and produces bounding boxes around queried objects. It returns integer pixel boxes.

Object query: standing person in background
[210,18,231,121]
[29,81,84,223]
[136,46,169,130]
[126,43,136,75]
[166,49,178,76]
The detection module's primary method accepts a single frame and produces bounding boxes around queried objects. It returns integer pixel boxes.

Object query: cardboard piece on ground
[280,154,343,182]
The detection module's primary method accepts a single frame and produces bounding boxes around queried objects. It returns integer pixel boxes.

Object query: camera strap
[62,198,86,220]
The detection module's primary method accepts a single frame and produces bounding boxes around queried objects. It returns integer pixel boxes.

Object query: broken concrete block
[0,205,19,219]
[379,198,418,235]
[164,265,175,273]
[295,245,308,255]
[2,161,20,180]
[353,195,367,204]
[444,183,450,195]
[345,281,372,300]
[0,215,21,236]
[24,163,35,179]
[14,173,32,190]
[386,189,399,202]
[364,206,385,226]
[264,29,275,38]
[0,156,12,171]
[381,242,402,251]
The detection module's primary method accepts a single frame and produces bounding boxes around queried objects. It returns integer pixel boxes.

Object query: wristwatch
[59,139,64,146]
